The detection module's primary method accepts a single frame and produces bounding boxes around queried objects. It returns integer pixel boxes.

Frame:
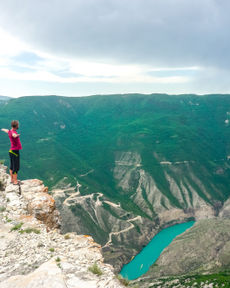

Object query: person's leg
[10,150,19,184]
[9,152,13,183]
[12,172,18,184]
[18,151,20,174]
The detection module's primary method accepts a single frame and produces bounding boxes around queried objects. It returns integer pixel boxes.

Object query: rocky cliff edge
[0,165,124,288]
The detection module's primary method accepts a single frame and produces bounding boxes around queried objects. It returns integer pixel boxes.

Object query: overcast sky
[0,0,230,97]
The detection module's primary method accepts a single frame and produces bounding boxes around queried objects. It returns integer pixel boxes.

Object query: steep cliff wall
[0,165,123,288]
[53,151,219,272]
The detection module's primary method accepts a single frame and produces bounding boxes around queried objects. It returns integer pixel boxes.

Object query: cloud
[0,26,192,86]
[0,1,229,96]
[0,27,27,58]
[0,0,229,69]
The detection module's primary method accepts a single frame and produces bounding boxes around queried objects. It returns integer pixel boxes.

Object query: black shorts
[9,150,20,174]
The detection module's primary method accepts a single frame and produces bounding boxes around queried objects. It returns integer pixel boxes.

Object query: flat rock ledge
[0,165,123,288]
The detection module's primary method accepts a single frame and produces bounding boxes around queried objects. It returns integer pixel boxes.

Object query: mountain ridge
[1,93,230,277]
[0,95,11,101]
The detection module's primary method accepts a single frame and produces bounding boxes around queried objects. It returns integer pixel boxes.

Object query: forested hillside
[1,94,230,271]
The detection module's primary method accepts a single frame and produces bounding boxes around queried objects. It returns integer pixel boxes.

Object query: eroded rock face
[22,180,60,229]
[114,152,216,222]
[0,165,123,288]
[53,188,159,272]
[4,177,60,229]
[0,165,9,190]
[219,198,230,218]
[53,152,218,271]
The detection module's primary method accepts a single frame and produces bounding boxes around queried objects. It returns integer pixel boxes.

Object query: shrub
[49,248,55,252]
[64,234,70,240]
[88,263,103,276]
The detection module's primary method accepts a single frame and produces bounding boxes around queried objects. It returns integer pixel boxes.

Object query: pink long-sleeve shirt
[8,129,22,150]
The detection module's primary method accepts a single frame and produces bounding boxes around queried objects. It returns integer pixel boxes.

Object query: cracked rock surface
[0,165,123,288]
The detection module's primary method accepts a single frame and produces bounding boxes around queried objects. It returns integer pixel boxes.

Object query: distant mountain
[0,93,230,274]
[0,95,11,101]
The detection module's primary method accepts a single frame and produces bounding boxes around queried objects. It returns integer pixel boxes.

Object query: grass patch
[19,228,41,234]
[5,216,12,222]
[10,222,23,231]
[147,272,230,288]
[88,262,103,276]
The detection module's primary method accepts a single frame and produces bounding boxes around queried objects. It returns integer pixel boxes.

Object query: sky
[0,0,230,97]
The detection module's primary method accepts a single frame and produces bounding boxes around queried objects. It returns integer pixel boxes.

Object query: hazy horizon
[4,92,230,99]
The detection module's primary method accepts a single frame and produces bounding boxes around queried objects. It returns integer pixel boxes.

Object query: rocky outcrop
[0,260,67,288]
[0,165,123,288]
[5,178,60,229]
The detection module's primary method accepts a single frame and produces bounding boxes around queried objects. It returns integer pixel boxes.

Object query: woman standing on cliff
[1,120,22,185]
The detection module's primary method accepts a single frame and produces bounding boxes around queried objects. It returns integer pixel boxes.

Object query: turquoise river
[120,221,195,280]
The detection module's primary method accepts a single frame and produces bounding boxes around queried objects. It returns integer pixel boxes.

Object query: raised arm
[1,128,9,134]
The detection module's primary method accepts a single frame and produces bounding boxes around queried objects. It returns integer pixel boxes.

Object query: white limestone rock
[0,165,123,288]
[0,260,67,288]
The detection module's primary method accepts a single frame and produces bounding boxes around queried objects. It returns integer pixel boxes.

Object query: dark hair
[11,120,19,129]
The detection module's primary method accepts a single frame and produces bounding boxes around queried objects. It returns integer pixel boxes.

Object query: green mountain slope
[1,93,230,271]
[0,94,230,200]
